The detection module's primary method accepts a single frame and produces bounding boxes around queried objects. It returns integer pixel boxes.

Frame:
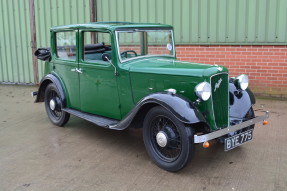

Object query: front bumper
[194,111,269,143]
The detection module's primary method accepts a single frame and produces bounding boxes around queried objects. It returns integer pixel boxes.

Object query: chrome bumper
[194,111,269,143]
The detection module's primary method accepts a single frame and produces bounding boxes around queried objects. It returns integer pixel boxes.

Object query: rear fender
[35,74,66,107]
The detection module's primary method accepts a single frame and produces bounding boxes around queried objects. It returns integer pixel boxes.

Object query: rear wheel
[44,83,70,127]
[143,106,194,172]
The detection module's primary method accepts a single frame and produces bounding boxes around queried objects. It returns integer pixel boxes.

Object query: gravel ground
[0,84,286,191]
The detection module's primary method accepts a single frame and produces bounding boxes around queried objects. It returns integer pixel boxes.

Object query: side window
[83,32,112,63]
[56,31,76,60]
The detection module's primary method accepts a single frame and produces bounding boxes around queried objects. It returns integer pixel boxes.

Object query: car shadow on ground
[63,115,247,175]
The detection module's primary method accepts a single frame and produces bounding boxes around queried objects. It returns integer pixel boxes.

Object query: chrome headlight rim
[195,82,211,101]
[234,74,249,91]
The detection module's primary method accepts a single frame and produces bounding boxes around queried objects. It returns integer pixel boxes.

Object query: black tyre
[44,83,70,127]
[143,106,194,172]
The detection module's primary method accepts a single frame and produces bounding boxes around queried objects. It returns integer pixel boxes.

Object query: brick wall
[176,45,287,99]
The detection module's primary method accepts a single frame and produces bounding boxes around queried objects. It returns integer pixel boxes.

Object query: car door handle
[76,68,83,74]
[71,68,83,74]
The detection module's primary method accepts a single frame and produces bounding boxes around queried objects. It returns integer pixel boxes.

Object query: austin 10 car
[33,22,269,172]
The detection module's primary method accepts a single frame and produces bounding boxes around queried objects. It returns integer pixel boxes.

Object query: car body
[33,22,269,171]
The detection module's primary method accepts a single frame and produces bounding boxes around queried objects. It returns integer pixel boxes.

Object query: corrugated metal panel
[96,0,287,45]
[35,0,90,79]
[0,0,90,84]
[0,0,33,83]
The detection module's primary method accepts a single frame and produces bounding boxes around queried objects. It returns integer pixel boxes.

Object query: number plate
[224,129,253,151]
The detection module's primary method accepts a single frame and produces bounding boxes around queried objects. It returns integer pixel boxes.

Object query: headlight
[234,74,249,90]
[195,82,211,101]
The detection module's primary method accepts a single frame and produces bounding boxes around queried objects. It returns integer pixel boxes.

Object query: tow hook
[31,91,38,97]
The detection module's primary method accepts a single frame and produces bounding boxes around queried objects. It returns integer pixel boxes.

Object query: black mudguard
[229,82,255,120]
[109,92,207,130]
[35,74,66,107]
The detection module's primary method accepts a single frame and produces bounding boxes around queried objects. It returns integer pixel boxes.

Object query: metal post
[29,0,38,84]
[90,0,95,23]
[90,0,96,43]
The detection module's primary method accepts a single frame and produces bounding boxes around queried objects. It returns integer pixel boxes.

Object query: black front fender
[109,92,207,130]
[35,74,66,107]
[229,83,256,119]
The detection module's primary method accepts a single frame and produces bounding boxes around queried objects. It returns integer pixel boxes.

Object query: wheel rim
[150,115,182,162]
[47,89,62,120]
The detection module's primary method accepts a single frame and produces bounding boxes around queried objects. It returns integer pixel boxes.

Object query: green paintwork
[51,30,81,110]
[78,29,121,119]
[45,22,232,130]
[121,57,228,129]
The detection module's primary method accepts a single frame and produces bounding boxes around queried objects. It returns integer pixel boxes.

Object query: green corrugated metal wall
[0,0,90,84]
[97,0,287,45]
[0,0,33,83]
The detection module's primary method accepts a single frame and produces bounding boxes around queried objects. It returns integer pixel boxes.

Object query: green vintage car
[34,22,269,172]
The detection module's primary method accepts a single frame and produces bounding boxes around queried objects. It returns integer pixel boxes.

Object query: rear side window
[56,31,76,60]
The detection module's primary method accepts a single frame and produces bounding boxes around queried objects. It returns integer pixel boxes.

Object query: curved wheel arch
[35,73,67,107]
[109,92,208,130]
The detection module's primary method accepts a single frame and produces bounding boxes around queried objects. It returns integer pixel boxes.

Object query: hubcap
[156,131,168,147]
[49,99,56,110]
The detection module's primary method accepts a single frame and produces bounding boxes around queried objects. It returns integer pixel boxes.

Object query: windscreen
[117,29,174,61]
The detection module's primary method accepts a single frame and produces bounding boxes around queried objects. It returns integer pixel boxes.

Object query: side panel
[78,62,121,119]
[52,61,80,109]
[78,30,121,120]
[129,72,200,107]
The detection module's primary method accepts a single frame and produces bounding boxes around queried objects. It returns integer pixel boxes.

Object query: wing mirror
[102,53,111,61]
[102,53,118,76]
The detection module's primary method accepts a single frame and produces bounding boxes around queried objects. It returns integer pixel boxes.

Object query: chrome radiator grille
[210,73,229,128]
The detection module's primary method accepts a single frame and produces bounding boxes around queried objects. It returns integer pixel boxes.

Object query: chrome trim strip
[194,111,269,143]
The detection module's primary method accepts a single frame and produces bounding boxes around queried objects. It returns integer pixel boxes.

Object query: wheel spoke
[151,115,182,162]
[47,90,63,120]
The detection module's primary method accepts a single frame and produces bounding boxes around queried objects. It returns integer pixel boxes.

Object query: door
[52,30,80,110]
[78,30,121,120]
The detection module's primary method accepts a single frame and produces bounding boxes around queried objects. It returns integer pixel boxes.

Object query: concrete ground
[0,84,286,191]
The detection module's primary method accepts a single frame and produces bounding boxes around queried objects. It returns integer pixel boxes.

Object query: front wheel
[44,83,70,127]
[143,106,194,172]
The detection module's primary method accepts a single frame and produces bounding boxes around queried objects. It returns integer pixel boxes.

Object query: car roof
[50,22,173,32]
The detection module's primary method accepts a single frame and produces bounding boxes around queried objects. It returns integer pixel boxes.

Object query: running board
[62,108,119,128]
